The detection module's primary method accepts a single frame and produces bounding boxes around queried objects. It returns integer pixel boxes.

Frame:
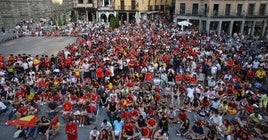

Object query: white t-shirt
[211,65,218,74]
[252,60,260,69]
[100,122,113,131]
[0,102,7,110]
[186,87,195,101]
[90,130,100,138]
[83,63,90,72]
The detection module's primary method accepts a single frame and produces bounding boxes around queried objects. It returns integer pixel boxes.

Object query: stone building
[73,0,97,22]
[174,0,268,37]
[73,0,173,23]
[0,0,73,29]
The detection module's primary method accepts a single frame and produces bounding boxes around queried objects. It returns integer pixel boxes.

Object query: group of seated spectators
[0,18,268,140]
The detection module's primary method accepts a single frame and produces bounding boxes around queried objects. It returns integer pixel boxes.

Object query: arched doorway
[100,14,107,22]
[108,14,115,22]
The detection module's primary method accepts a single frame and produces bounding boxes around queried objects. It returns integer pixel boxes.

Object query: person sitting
[89,127,100,140]
[234,108,248,127]
[0,99,8,114]
[46,116,60,140]
[205,125,217,140]
[122,119,138,140]
[113,117,124,140]
[100,129,110,140]
[100,119,114,139]
[153,127,169,140]
[146,115,158,132]
[247,110,263,128]
[140,126,152,140]
[227,102,238,115]
[254,122,268,139]
[135,115,147,131]
[184,121,205,140]
[62,99,72,122]
[217,119,232,139]
[37,116,50,137]
[46,98,58,120]
[167,106,177,123]
[208,110,222,127]
[176,118,190,136]
[106,99,118,121]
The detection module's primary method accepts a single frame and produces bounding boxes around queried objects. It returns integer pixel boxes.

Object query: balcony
[99,5,114,10]
[75,3,94,8]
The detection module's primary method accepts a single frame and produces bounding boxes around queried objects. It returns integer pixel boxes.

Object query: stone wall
[0,0,73,29]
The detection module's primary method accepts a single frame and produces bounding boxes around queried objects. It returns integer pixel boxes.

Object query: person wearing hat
[89,127,100,140]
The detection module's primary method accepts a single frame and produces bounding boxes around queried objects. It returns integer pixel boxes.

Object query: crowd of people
[0,18,268,140]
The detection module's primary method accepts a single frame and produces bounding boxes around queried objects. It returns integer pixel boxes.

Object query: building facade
[73,0,97,22]
[175,0,268,37]
[0,0,73,29]
[114,0,173,23]
[97,0,117,22]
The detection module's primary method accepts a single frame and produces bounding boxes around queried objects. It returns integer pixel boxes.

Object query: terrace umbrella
[7,115,39,127]
[178,20,192,31]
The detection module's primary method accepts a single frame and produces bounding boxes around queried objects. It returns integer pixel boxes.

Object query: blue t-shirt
[113,120,124,132]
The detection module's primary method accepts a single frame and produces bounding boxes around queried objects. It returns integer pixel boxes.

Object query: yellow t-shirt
[27,92,35,100]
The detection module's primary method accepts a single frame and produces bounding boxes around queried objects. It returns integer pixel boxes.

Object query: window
[103,0,110,7]
[155,5,159,11]
[259,4,266,16]
[192,3,199,15]
[225,4,231,16]
[120,0,124,10]
[131,0,136,10]
[180,3,186,15]
[237,4,243,16]
[149,5,153,11]
[213,4,219,16]
[248,4,255,16]
[78,0,83,4]
[88,0,92,3]
[204,4,208,16]
[161,5,165,11]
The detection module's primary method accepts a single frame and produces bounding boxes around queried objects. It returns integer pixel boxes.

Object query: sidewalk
[0,32,20,44]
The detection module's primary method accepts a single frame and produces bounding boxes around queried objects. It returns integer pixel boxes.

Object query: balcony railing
[75,3,94,8]
[99,5,114,10]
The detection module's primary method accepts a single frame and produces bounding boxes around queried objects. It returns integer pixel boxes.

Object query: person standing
[65,117,78,140]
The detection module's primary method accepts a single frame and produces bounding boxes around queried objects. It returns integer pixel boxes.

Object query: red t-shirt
[179,112,187,121]
[65,122,78,140]
[131,110,139,117]
[96,68,103,78]
[147,118,156,127]
[123,123,134,132]
[122,111,132,120]
[18,107,28,115]
[142,127,152,138]
[63,102,72,112]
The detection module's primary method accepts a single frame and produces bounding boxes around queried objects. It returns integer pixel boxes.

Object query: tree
[70,10,77,22]
[58,16,62,26]
[52,19,57,26]
[109,15,120,29]
[62,14,67,25]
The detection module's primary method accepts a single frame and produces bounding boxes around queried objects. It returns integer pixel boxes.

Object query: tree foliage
[58,16,62,26]
[70,10,77,22]
[109,15,120,29]
[62,14,67,25]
